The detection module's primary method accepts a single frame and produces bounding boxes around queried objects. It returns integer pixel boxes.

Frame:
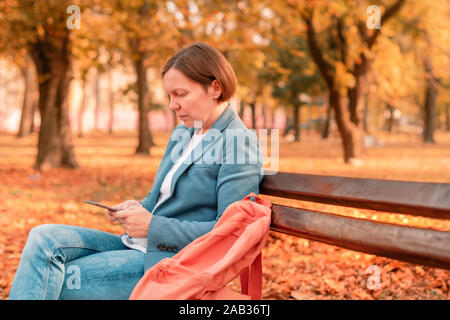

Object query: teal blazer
[140,105,264,271]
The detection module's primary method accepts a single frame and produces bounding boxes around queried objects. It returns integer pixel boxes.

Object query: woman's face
[163,68,222,128]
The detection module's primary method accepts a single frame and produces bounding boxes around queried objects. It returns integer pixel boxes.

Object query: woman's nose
[169,99,180,111]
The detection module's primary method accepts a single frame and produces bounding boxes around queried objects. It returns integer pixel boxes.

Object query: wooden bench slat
[269,204,450,270]
[261,172,450,220]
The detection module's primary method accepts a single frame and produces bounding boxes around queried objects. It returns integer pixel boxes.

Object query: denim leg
[9,224,130,300]
[59,249,144,300]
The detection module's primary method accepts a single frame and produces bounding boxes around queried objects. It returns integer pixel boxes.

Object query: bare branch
[336,16,347,65]
[301,9,334,88]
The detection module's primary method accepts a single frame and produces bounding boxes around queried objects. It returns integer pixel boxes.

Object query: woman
[9,41,263,300]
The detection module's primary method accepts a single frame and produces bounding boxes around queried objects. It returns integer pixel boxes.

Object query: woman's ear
[209,79,223,100]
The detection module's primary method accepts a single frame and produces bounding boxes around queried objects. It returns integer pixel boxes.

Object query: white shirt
[122,127,206,252]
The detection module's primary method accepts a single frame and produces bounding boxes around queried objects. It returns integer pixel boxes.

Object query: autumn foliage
[1,130,449,300]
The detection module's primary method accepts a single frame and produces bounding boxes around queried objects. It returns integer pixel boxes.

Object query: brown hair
[162,41,237,103]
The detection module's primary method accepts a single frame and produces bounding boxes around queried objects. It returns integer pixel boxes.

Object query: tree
[16,54,38,138]
[382,0,450,142]
[272,0,406,163]
[422,48,439,143]
[5,0,85,170]
[186,0,275,129]
[108,0,179,155]
[437,78,450,131]
[0,3,38,138]
[306,0,405,162]
[263,36,325,141]
[411,1,449,143]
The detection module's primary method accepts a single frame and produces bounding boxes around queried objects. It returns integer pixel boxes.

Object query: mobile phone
[84,200,119,212]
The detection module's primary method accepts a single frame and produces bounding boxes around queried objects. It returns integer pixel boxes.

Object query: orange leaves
[324,278,346,294]
[262,231,449,300]
[334,61,356,91]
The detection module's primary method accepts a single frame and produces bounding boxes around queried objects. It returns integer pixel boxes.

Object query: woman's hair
[162,41,237,103]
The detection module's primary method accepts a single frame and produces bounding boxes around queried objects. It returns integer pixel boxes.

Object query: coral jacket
[129,193,272,300]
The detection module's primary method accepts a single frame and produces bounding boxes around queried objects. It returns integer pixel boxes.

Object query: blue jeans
[9,224,145,300]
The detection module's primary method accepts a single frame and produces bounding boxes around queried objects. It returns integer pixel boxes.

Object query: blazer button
[157,244,163,251]
[161,244,167,251]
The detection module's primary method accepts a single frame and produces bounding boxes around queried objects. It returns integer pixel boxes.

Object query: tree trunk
[262,105,269,129]
[107,69,115,135]
[271,108,277,129]
[249,102,256,129]
[422,56,438,144]
[423,83,437,143]
[363,92,369,133]
[330,88,363,163]
[78,78,88,138]
[239,100,245,119]
[133,47,153,155]
[94,72,100,131]
[293,104,301,142]
[385,102,394,133]
[322,95,332,139]
[348,80,361,126]
[31,32,78,171]
[283,106,292,137]
[29,100,36,133]
[17,54,38,138]
[347,61,369,127]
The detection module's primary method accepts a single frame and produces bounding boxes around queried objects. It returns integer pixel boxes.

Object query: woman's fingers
[107,208,121,222]
[107,200,141,224]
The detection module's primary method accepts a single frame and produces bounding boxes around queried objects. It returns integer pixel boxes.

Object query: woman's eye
[168,92,187,100]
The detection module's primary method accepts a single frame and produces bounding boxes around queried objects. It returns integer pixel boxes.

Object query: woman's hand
[113,205,153,238]
[107,200,142,223]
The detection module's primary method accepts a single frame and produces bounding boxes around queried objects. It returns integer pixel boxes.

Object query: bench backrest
[259,172,450,270]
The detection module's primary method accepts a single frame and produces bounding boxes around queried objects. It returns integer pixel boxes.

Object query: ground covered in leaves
[1,129,449,300]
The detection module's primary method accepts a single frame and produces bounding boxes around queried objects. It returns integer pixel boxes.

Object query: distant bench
[259,172,450,270]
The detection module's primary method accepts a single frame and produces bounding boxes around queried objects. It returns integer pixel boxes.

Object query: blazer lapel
[147,127,194,211]
[168,104,237,195]
[150,104,237,211]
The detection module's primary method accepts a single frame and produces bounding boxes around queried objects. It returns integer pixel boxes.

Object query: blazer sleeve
[145,128,264,252]
[139,191,152,209]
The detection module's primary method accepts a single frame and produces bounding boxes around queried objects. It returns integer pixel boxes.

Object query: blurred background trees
[3,0,81,170]
[1,0,449,169]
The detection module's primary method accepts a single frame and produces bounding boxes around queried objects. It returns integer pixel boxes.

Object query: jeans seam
[41,254,51,299]
[40,244,105,299]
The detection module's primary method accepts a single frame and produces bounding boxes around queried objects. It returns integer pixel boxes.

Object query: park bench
[259,171,450,270]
